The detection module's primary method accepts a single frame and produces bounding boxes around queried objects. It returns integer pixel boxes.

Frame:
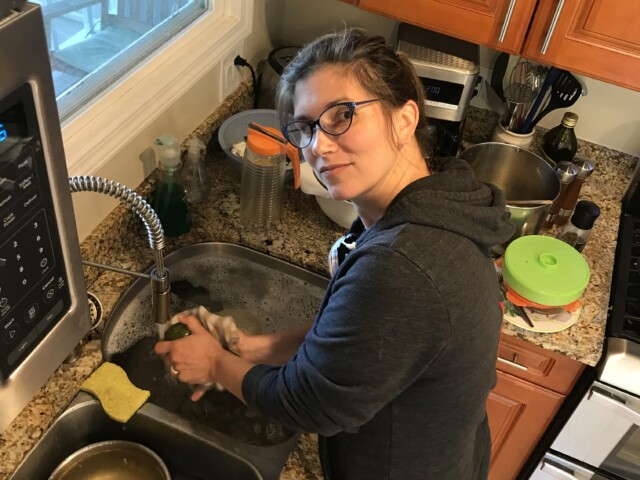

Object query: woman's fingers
[191,388,206,402]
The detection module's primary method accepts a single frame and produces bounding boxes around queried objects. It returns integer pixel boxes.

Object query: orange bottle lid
[247,129,281,156]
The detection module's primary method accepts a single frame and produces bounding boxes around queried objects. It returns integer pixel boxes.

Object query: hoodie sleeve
[242,245,451,436]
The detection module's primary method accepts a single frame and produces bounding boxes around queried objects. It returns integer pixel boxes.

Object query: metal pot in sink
[459,142,560,254]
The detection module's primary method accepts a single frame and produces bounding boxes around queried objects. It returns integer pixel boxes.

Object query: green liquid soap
[152,133,192,237]
[152,172,191,237]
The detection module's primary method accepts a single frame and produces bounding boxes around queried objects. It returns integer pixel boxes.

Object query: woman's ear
[393,99,420,147]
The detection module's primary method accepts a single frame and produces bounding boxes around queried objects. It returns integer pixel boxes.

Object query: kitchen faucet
[69,176,171,338]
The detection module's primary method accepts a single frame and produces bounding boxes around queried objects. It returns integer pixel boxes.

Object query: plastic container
[239,129,286,231]
[502,235,590,307]
[151,134,191,237]
[181,138,211,203]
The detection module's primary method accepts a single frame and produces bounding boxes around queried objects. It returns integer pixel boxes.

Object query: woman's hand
[155,314,222,387]
[155,315,257,403]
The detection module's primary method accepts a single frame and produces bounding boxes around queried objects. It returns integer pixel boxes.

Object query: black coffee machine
[395,23,480,158]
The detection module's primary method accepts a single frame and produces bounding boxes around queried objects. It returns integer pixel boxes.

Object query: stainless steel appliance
[526,163,640,479]
[394,23,479,158]
[257,46,300,110]
[0,1,92,431]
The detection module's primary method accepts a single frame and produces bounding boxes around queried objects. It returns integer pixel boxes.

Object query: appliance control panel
[0,84,71,381]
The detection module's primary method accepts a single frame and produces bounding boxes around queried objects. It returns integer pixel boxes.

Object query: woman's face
[292,66,400,204]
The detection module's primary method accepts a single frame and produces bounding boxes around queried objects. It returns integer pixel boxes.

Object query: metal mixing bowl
[48,440,170,480]
[459,142,560,254]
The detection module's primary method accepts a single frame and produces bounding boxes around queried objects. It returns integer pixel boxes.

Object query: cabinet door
[523,0,640,91]
[487,370,564,480]
[357,0,537,53]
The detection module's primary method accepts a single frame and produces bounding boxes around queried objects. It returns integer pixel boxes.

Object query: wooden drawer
[496,333,585,395]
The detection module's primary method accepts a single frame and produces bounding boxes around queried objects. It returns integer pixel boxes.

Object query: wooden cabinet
[486,333,585,480]
[350,0,640,91]
[522,0,640,91]
[357,0,537,54]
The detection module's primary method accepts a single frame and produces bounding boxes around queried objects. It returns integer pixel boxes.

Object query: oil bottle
[540,112,579,166]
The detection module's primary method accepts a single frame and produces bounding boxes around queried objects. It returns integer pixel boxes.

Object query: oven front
[530,338,640,480]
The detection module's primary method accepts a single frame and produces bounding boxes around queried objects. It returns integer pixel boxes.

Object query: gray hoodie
[243,157,515,479]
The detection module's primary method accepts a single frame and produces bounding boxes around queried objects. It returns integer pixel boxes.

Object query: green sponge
[80,362,150,423]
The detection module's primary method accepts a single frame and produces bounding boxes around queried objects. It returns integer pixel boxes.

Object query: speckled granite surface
[0,88,637,479]
[463,106,638,364]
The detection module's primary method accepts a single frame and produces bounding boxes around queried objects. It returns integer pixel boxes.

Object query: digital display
[0,100,29,157]
[420,77,464,106]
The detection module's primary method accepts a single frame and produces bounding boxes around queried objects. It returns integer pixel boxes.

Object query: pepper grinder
[542,161,578,230]
[555,158,595,227]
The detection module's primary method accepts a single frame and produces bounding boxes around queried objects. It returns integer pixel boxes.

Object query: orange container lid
[247,129,281,156]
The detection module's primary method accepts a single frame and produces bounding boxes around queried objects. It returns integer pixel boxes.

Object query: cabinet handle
[498,0,517,43]
[497,355,528,371]
[540,0,565,54]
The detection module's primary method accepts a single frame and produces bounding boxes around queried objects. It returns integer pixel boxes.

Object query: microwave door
[552,381,640,478]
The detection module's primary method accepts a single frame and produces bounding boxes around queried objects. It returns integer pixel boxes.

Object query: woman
[155,29,514,479]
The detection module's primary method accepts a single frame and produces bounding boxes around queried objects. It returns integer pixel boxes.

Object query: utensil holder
[492,122,535,148]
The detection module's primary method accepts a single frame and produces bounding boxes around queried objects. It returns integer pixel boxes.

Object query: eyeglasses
[281,99,379,149]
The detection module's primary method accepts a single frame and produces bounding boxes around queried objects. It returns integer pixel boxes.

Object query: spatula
[518,69,581,134]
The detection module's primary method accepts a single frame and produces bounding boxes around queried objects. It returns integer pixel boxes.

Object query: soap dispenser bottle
[181,138,211,203]
[152,134,191,237]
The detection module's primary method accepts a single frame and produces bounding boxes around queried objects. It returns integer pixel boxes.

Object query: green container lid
[502,235,590,306]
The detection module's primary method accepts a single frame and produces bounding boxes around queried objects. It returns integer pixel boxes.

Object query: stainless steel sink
[11,392,263,480]
[14,243,328,480]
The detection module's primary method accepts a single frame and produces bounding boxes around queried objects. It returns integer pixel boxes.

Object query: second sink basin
[11,392,263,480]
[101,242,329,479]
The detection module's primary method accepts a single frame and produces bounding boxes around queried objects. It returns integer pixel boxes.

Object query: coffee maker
[394,23,480,158]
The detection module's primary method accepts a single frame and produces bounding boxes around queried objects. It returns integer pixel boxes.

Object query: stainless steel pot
[49,440,171,480]
[459,142,560,254]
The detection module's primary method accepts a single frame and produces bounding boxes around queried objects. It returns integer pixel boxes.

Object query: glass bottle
[180,138,211,204]
[151,134,191,237]
[541,112,579,166]
[557,200,600,252]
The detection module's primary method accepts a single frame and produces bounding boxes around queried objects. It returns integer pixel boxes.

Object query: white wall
[278,0,640,157]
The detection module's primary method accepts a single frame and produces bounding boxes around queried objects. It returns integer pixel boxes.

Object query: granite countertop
[0,87,637,479]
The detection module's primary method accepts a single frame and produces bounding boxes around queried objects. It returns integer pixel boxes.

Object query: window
[36,0,253,177]
[35,0,208,121]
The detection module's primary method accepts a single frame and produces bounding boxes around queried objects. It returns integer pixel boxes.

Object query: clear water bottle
[239,129,286,231]
[180,138,211,203]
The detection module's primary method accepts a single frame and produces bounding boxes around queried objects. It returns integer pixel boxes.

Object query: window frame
[61,0,253,176]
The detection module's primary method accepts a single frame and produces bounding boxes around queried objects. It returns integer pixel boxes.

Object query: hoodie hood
[358,157,515,250]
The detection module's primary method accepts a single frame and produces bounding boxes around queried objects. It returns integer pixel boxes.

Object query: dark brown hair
[276,28,435,170]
